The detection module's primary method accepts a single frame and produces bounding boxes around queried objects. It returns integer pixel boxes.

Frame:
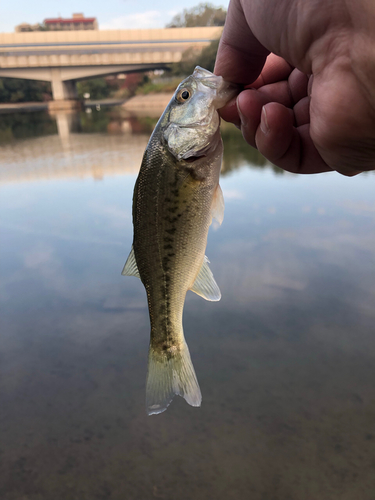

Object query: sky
[1,0,228,33]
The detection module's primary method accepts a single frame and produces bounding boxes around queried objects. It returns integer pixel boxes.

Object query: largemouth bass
[122,67,236,415]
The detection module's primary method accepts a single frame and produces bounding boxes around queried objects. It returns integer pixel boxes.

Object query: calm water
[1,108,375,500]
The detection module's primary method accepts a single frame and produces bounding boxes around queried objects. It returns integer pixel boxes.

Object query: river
[1,107,375,499]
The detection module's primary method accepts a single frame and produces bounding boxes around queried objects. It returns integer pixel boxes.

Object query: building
[15,23,45,32]
[15,14,98,32]
[44,13,98,31]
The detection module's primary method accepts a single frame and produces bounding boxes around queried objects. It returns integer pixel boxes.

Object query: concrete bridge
[0,27,222,107]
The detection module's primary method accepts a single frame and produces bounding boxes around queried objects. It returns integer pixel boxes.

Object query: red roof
[44,17,96,24]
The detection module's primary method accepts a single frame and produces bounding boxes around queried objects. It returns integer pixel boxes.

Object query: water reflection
[1,108,375,499]
[0,110,57,143]
[0,109,274,185]
[0,110,151,184]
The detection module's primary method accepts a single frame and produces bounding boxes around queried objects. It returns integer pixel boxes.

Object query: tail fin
[146,340,202,415]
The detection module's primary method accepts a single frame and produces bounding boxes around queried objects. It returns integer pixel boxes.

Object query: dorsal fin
[190,256,221,301]
[121,245,140,278]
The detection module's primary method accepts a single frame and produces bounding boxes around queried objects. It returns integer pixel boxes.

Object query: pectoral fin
[121,245,140,278]
[190,256,221,301]
[211,184,224,225]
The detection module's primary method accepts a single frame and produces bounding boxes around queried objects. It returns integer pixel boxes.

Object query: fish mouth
[191,67,239,108]
[184,154,206,163]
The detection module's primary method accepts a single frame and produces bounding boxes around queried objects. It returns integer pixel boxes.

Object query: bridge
[0,27,222,107]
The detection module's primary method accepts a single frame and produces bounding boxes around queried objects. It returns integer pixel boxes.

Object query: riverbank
[0,95,170,115]
[0,102,48,114]
[121,93,173,117]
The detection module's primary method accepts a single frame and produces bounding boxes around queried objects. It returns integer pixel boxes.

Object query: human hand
[214,0,375,176]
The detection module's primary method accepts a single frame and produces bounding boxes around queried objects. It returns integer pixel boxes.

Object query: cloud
[339,199,375,216]
[101,11,164,30]
[222,188,245,200]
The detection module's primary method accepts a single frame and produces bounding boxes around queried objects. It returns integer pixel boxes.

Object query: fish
[122,66,236,415]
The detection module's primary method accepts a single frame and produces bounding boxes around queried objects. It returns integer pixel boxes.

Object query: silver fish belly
[122,67,236,415]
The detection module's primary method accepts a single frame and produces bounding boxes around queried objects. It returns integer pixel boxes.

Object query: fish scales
[122,67,236,415]
[135,136,222,342]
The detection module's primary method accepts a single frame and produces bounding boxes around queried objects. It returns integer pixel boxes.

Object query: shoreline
[0,102,48,114]
[0,94,173,115]
[121,92,173,117]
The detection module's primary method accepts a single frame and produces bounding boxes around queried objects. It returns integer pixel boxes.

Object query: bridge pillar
[51,68,77,99]
[49,69,80,111]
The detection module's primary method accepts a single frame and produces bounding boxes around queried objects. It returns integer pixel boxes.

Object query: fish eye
[176,88,191,103]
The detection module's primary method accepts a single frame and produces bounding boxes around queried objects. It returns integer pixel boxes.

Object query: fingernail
[260,106,269,134]
[236,98,247,128]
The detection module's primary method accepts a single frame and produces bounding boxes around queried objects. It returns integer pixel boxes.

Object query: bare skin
[214,0,375,176]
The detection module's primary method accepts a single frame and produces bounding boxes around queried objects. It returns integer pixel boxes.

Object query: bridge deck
[0,27,223,103]
[0,27,222,68]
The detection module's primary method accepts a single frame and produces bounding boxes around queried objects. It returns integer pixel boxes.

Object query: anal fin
[190,256,221,301]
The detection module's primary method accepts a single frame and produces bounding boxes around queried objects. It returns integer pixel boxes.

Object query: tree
[167,3,226,28]
[76,78,110,100]
[171,38,220,76]
[166,3,226,75]
[0,78,51,103]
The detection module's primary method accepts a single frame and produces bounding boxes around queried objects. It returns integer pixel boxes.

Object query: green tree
[0,78,51,103]
[167,3,226,28]
[76,78,110,100]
